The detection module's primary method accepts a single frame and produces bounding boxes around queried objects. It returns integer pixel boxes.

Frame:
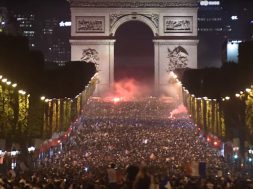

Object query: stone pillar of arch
[69,0,199,96]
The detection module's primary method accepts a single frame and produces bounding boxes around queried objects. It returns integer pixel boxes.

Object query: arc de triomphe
[69,0,198,95]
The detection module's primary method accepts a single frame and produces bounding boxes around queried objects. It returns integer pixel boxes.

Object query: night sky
[1,0,69,18]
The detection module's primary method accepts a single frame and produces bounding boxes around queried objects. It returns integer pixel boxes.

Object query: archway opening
[114,21,154,97]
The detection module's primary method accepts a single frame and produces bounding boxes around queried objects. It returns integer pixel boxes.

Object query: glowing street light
[246,88,251,93]
[6,81,11,85]
[40,96,46,101]
[18,90,26,95]
[235,93,240,98]
[2,78,7,83]
[12,83,17,88]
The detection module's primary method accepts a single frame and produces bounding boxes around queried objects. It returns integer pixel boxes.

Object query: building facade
[0,7,8,33]
[69,0,199,95]
[197,0,228,68]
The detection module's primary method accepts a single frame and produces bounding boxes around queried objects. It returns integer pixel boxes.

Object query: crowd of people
[0,97,253,188]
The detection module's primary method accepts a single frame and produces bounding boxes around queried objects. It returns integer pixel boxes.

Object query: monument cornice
[68,0,198,8]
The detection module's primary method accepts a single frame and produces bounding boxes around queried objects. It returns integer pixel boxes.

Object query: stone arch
[70,2,199,95]
[110,14,158,36]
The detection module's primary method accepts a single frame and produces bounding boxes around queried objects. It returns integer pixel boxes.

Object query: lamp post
[28,146,35,169]
[233,146,240,171]
[248,149,253,168]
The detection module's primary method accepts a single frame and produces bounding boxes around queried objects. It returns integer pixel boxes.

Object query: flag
[190,161,199,177]
[199,162,206,178]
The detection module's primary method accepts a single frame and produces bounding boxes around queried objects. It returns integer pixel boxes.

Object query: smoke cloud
[169,104,188,119]
[103,78,152,101]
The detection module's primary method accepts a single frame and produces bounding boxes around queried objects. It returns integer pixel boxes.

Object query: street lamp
[40,96,46,101]
[246,88,251,93]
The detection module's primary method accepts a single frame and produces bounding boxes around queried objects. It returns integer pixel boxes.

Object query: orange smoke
[169,104,188,119]
[104,78,152,101]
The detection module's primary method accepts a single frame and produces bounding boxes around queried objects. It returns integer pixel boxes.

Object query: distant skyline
[1,0,253,70]
[1,0,69,18]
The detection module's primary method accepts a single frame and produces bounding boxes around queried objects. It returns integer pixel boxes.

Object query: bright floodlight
[200,0,220,6]
[231,16,238,20]
[59,21,71,27]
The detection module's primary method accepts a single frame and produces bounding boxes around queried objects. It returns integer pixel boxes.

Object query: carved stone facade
[164,16,193,33]
[167,46,189,71]
[110,13,159,29]
[69,0,198,95]
[68,0,197,8]
[81,48,100,70]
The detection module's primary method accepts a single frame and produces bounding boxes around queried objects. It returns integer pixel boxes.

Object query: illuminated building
[198,0,226,33]
[225,40,241,64]
[12,13,70,66]
[198,0,253,67]
[224,1,253,40]
[13,13,36,49]
[38,18,71,66]
[0,7,8,33]
[221,1,253,64]
[198,0,229,68]
[2,7,70,66]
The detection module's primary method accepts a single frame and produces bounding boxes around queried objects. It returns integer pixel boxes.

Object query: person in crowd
[107,163,118,189]
[1,97,252,189]
[133,165,151,189]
